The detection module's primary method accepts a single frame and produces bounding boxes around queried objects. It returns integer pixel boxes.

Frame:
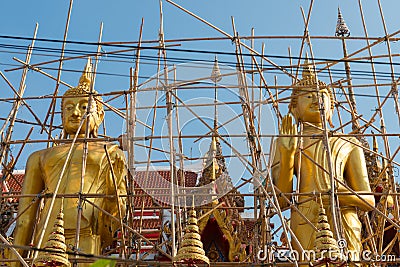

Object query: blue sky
[1,0,399,184]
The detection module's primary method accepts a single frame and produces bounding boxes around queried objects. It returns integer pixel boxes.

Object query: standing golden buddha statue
[272,58,375,263]
[11,59,127,266]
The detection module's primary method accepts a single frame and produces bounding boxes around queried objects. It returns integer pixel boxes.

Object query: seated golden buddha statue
[272,59,375,261]
[11,59,127,266]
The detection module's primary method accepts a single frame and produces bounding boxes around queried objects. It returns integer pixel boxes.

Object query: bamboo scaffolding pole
[185,68,300,266]
[0,23,38,168]
[33,114,87,258]
[250,45,282,120]
[173,65,185,248]
[1,78,400,104]
[3,2,400,264]
[0,71,52,137]
[104,145,127,257]
[73,59,97,256]
[42,0,73,141]
[340,43,364,130]
[319,28,400,73]
[327,68,345,133]
[336,103,382,134]
[0,117,60,129]
[376,4,400,256]
[7,40,400,78]
[301,6,344,242]
[123,91,136,259]
[356,7,395,253]
[337,80,363,130]
[357,4,378,79]
[158,0,176,259]
[231,19,271,261]
[12,57,73,88]
[129,18,144,260]
[295,2,314,80]
[0,127,34,193]
[256,50,268,258]
[165,0,297,80]
[251,28,255,113]
[377,0,400,127]
[0,233,29,267]
[68,198,173,260]
[258,43,265,144]
[6,190,400,200]
[91,22,103,92]
[362,213,378,256]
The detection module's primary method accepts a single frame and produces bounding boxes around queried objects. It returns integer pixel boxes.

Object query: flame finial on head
[78,57,93,91]
[302,52,315,79]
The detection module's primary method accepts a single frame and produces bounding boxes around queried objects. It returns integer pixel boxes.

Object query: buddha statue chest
[39,142,107,194]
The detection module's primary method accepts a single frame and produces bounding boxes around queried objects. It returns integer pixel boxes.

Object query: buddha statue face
[62,94,104,138]
[293,88,333,125]
[289,58,334,126]
[61,58,104,138]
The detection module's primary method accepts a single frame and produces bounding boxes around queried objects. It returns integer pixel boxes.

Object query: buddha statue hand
[278,114,297,154]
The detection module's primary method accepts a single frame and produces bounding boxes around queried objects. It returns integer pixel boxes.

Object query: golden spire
[211,55,221,137]
[297,53,329,91]
[78,57,93,91]
[312,197,345,265]
[174,207,210,266]
[302,52,315,79]
[63,57,93,95]
[210,136,218,183]
[211,56,220,182]
[33,204,71,267]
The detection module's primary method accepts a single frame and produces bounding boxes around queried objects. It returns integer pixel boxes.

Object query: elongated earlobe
[289,107,300,124]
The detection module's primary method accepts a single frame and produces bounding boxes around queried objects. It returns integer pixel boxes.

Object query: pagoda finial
[210,55,222,84]
[312,196,345,265]
[174,205,210,266]
[33,200,71,267]
[335,6,350,37]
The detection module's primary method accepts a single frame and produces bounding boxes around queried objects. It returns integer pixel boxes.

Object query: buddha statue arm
[99,145,127,247]
[272,115,297,208]
[12,151,44,265]
[339,146,375,211]
[111,148,127,217]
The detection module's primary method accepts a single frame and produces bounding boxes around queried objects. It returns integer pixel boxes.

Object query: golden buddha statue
[272,58,375,261]
[11,59,127,266]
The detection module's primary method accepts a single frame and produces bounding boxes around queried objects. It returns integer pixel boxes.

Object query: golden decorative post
[33,206,71,267]
[174,208,210,266]
[312,198,346,266]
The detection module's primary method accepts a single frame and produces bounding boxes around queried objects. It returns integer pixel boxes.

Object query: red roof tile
[133,170,198,208]
[2,172,24,193]
[132,218,161,229]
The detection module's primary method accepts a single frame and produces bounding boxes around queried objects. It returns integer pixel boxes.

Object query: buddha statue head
[61,58,104,138]
[289,56,334,127]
